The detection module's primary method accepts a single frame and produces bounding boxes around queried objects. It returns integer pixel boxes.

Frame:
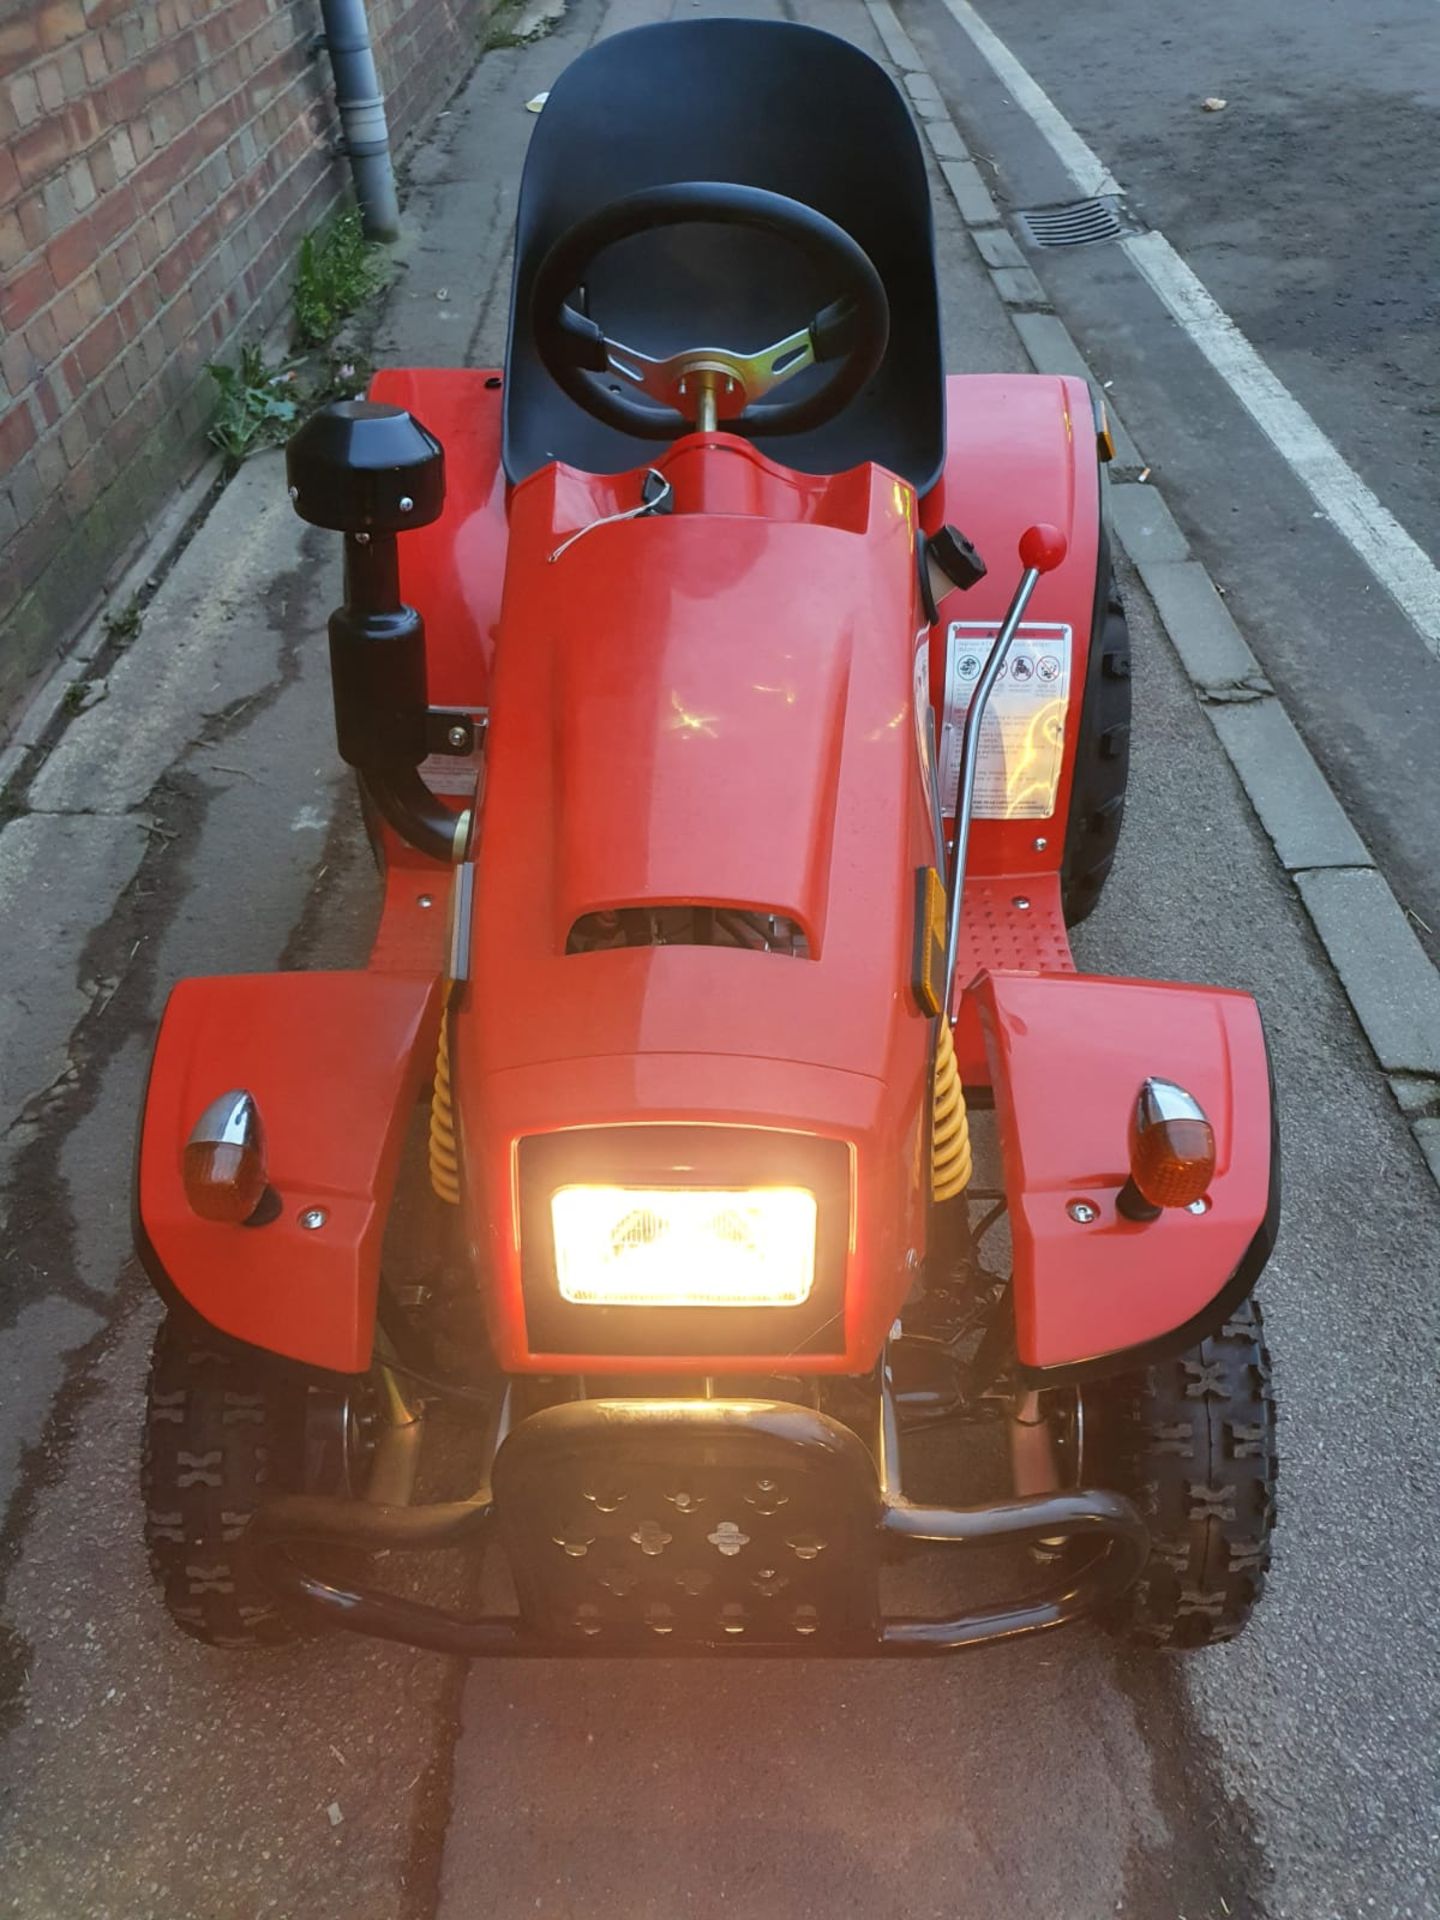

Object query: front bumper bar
[252,1398,1146,1657]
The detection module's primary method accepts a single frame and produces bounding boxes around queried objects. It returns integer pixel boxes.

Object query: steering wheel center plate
[605,328,818,427]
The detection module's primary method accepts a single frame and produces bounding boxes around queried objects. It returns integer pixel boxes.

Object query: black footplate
[492,1400,881,1651]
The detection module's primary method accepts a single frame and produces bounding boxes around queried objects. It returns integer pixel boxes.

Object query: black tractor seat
[502,17,945,496]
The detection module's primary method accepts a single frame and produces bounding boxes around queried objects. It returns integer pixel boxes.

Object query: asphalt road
[1,3,1438,1917]
[898,0,1440,959]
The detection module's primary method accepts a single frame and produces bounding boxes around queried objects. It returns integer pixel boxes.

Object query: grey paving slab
[1413,1117,1440,1185]
[1138,558,1265,688]
[0,464,223,796]
[925,117,970,163]
[989,264,1047,307]
[1009,308,1093,381]
[1295,866,1440,1075]
[58,1034,152,1299]
[0,1296,105,1519]
[971,226,1025,269]
[0,16,569,1918]
[27,455,306,815]
[939,157,999,224]
[904,69,944,114]
[1109,479,1190,564]
[0,812,150,1127]
[863,0,926,70]
[3,1299,461,1920]
[1094,548,1440,1920]
[1208,697,1373,873]
[1388,1071,1440,1117]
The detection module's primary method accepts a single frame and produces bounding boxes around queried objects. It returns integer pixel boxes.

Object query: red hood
[466,445,927,1084]
[552,514,854,953]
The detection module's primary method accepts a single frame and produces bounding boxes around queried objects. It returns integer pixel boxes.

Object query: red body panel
[462,435,934,1373]
[976,971,1273,1372]
[360,366,1106,877]
[951,872,1075,1084]
[136,367,1274,1387]
[472,1056,919,1375]
[925,373,1101,884]
[139,973,438,1372]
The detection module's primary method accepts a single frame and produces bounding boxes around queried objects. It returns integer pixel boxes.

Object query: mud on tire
[1089,1296,1277,1649]
[141,1314,306,1650]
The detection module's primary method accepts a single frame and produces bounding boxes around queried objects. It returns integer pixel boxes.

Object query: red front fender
[976,970,1278,1381]
[136,972,440,1373]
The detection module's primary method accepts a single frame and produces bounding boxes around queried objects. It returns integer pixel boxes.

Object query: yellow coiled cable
[428,1011,461,1205]
[931,1017,972,1202]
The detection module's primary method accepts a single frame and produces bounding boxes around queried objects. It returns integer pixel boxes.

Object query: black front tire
[1087,1296,1277,1649]
[141,1315,311,1650]
[1061,549,1132,927]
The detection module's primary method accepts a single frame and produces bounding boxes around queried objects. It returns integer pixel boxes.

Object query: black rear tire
[1087,1296,1277,1649]
[1061,544,1131,927]
[141,1315,312,1650]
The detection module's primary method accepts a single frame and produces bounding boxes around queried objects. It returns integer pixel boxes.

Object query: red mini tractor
[136,20,1278,1657]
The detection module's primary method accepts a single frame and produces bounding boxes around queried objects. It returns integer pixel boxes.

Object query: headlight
[550,1185,817,1308]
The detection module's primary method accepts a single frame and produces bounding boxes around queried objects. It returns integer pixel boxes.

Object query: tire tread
[141,1316,298,1650]
[1094,1296,1277,1649]
[1061,568,1132,927]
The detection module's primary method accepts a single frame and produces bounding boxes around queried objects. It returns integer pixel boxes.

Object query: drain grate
[1015,197,1133,249]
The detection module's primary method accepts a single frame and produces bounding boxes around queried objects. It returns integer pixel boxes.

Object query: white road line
[936,0,1118,196]
[936,0,1440,656]
[1121,231,1440,651]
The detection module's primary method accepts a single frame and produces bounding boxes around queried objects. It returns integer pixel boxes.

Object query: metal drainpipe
[316,0,401,241]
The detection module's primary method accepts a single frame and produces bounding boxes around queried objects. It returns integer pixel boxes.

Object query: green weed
[307,344,373,408]
[483,0,527,50]
[483,0,563,50]
[101,596,143,643]
[205,343,302,470]
[292,210,382,348]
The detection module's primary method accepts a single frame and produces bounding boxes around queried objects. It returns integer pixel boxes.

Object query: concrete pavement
[1,3,1437,1916]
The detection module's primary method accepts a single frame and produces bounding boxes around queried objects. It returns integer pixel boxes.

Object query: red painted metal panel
[923,373,1102,880]
[455,432,936,1372]
[139,972,439,1372]
[952,872,1075,1082]
[143,367,1265,1390]
[470,1053,922,1376]
[976,971,1273,1372]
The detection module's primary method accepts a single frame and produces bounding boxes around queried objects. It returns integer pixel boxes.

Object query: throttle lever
[942,523,1068,1012]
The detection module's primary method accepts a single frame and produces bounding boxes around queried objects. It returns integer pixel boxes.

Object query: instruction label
[939,622,1072,821]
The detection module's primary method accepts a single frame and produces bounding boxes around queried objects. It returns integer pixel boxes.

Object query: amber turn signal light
[1117,1078,1215,1222]
[182,1089,269,1223]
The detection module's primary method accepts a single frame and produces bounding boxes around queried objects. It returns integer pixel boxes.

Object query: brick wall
[0,0,495,719]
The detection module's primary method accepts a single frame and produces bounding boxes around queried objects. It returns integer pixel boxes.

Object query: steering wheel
[530,181,891,438]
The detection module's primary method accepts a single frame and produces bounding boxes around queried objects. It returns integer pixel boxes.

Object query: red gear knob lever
[941,520,1067,1007]
[1018,521,1068,574]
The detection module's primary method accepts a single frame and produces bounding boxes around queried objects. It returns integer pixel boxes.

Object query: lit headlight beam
[550,1185,818,1308]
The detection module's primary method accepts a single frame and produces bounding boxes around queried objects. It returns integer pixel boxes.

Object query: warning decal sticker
[938,622,1072,821]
